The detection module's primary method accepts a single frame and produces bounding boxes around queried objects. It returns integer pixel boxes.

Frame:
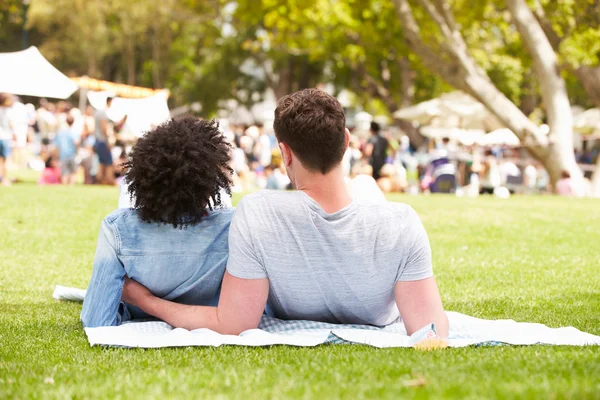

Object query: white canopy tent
[87,91,170,137]
[0,46,78,99]
[394,91,504,132]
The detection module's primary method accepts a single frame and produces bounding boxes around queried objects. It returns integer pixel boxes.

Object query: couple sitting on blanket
[81,89,449,338]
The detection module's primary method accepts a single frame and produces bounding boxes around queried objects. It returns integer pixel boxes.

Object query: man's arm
[395,277,448,338]
[123,198,270,334]
[363,142,374,158]
[395,207,449,338]
[100,116,108,140]
[81,219,127,327]
[123,272,269,334]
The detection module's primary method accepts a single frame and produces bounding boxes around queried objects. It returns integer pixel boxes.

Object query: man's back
[227,190,432,326]
[94,109,108,141]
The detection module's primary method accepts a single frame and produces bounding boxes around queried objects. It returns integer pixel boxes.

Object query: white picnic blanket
[53,285,600,348]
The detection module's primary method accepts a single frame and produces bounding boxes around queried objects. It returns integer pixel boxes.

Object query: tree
[0,0,28,52]
[531,0,600,108]
[392,0,582,187]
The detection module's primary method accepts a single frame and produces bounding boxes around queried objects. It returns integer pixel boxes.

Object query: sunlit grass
[1,184,599,399]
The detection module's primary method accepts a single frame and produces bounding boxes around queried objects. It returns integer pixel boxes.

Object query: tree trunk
[399,57,416,108]
[151,25,162,89]
[519,72,538,117]
[87,52,97,78]
[126,35,136,86]
[506,0,582,190]
[575,66,600,108]
[272,59,293,99]
[393,0,581,188]
[532,0,600,110]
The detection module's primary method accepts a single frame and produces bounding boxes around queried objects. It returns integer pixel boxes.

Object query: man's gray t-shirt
[94,109,108,142]
[226,190,433,326]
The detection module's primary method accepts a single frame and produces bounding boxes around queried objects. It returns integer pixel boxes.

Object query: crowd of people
[0,93,130,186]
[220,119,585,197]
[0,91,596,197]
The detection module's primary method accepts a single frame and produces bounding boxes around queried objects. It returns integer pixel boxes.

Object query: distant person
[377,163,407,193]
[38,156,61,185]
[480,149,501,195]
[37,100,58,140]
[81,117,234,327]
[0,93,14,186]
[94,97,126,185]
[523,164,538,194]
[364,122,389,180]
[54,115,79,185]
[555,170,575,197]
[255,124,272,167]
[80,105,96,184]
[10,97,30,169]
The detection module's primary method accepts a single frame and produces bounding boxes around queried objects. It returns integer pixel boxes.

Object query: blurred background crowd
[1,0,600,197]
[1,90,596,198]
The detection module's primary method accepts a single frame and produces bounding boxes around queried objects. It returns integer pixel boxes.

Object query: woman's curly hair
[123,117,233,228]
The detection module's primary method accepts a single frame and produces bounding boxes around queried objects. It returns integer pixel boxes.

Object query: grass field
[1,182,599,399]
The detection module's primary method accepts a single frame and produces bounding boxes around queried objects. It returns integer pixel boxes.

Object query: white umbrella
[0,46,78,99]
[420,126,485,146]
[573,108,600,135]
[394,91,504,131]
[477,128,520,147]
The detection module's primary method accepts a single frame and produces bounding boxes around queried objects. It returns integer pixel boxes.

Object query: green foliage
[0,0,27,52]
[2,0,599,114]
[561,29,600,68]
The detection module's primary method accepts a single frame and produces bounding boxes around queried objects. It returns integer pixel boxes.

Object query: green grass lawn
[1,183,599,399]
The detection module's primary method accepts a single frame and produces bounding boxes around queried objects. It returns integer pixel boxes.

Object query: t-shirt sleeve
[396,207,433,282]
[226,199,267,279]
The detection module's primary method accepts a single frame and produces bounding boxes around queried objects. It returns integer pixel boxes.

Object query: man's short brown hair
[273,88,346,174]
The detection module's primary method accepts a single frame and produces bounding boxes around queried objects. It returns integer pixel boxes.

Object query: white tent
[88,91,170,137]
[394,91,504,132]
[0,46,78,99]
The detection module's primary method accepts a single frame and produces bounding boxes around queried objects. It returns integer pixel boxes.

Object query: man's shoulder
[358,201,417,221]
[235,190,303,222]
[239,190,298,208]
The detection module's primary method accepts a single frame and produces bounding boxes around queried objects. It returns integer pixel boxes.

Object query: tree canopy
[0,0,597,117]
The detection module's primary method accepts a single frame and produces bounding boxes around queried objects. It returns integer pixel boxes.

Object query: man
[93,97,126,185]
[364,121,389,181]
[9,97,30,169]
[81,117,234,327]
[0,93,14,186]
[123,89,449,338]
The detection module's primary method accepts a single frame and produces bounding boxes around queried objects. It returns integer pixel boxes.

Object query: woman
[81,117,235,327]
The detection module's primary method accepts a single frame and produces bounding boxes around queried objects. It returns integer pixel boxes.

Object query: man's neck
[295,166,352,214]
